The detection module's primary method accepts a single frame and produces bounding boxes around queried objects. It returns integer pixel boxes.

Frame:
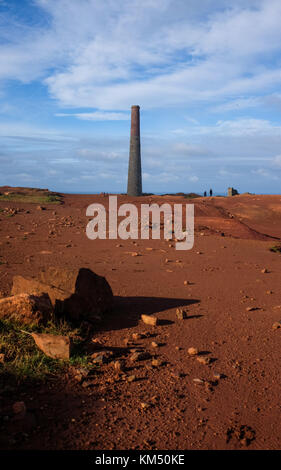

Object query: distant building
[228,187,239,196]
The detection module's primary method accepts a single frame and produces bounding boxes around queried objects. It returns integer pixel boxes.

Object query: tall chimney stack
[127,105,142,196]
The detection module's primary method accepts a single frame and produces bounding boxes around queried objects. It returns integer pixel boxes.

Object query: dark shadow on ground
[97,296,200,332]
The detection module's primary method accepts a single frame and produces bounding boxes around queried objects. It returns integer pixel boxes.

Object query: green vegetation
[0,319,93,383]
[0,193,62,204]
[269,245,281,253]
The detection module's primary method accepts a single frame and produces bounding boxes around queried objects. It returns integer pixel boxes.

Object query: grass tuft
[0,318,93,384]
[269,245,281,253]
[0,193,62,204]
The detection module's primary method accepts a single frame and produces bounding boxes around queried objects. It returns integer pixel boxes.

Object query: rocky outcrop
[11,267,114,322]
[11,276,70,309]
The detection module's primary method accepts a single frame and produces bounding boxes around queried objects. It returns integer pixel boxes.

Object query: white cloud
[252,168,280,180]
[272,155,281,167]
[211,97,262,113]
[1,1,281,109]
[78,149,124,160]
[173,118,281,137]
[56,111,129,121]
[189,175,199,182]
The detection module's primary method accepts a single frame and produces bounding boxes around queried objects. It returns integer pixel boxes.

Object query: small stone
[0,353,5,363]
[114,360,125,371]
[73,367,89,382]
[127,375,136,383]
[188,347,199,356]
[171,371,182,379]
[183,280,190,286]
[131,252,140,257]
[12,401,26,418]
[132,333,142,341]
[130,352,150,362]
[213,372,222,379]
[272,321,281,330]
[197,356,211,365]
[193,378,205,384]
[140,402,150,409]
[141,314,158,326]
[246,306,258,312]
[92,353,107,364]
[151,341,158,348]
[152,359,161,367]
[176,308,187,320]
[261,268,269,273]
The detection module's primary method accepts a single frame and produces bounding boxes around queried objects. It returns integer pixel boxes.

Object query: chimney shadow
[96,295,200,332]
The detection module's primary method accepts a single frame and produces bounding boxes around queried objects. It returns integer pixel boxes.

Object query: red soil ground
[0,193,281,450]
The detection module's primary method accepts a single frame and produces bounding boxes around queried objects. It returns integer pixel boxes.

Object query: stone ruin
[228,187,239,197]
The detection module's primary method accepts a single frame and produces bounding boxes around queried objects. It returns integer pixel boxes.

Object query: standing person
[210,188,213,197]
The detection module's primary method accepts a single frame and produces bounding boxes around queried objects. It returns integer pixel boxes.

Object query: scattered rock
[213,372,222,379]
[31,332,71,360]
[272,321,281,330]
[130,352,151,362]
[140,402,150,410]
[141,314,158,326]
[171,371,183,379]
[246,306,258,312]
[0,353,5,364]
[151,341,159,348]
[193,378,205,384]
[91,354,107,365]
[12,401,26,419]
[176,308,187,320]
[113,360,125,372]
[91,351,113,364]
[127,375,136,383]
[0,293,52,325]
[261,268,269,274]
[188,347,199,356]
[197,356,211,365]
[72,367,89,382]
[132,333,142,341]
[152,358,161,367]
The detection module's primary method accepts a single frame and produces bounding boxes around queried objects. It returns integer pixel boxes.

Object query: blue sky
[1,0,281,194]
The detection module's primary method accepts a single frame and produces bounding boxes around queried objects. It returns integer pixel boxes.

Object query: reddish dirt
[0,193,281,450]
